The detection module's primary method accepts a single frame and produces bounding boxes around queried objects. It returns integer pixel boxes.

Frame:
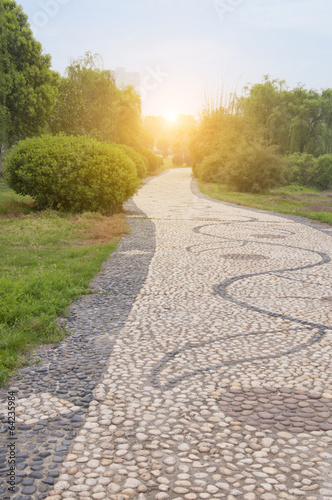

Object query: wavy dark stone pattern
[215,387,332,433]
[152,222,331,398]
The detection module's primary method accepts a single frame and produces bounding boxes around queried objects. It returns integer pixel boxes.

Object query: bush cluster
[172,153,192,167]
[190,109,286,192]
[5,135,140,213]
[116,144,147,179]
[286,153,332,190]
[195,138,285,193]
[135,146,163,174]
[224,140,286,193]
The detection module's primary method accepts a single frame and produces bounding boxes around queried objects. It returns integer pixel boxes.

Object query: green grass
[199,181,332,225]
[0,183,127,386]
[0,182,36,216]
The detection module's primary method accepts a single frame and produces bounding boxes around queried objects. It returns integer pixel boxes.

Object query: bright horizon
[18,0,332,117]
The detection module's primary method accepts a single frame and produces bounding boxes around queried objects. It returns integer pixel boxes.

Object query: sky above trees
[19,0,332,117]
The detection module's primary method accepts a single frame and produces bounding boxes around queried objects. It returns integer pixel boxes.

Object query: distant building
[115,67,141,95]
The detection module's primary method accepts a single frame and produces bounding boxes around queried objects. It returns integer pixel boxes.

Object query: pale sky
[19,0,332,117]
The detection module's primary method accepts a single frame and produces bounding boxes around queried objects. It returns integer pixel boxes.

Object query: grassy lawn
[0,183,127,386]
[199,181,332,225]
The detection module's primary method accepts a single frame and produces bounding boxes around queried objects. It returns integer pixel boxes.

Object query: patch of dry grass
[69,213,128,246]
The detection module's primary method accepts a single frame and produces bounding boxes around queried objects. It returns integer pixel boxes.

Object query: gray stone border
[0,199,155,500]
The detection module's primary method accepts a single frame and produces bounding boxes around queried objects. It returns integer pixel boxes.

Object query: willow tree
[239,77,332,156]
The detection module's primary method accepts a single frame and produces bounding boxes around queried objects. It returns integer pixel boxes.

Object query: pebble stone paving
[1,167,332,499]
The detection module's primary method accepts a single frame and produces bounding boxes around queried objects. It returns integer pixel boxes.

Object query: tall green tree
[50,52,142,147]
[239,77,332,156]
[0,0,59,146]
[0,0,10,147]
[116,84,141,146]
[137,126,154,149]
[285,87,324,154]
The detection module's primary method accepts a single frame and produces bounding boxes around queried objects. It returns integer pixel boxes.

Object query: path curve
[3,168,332,499]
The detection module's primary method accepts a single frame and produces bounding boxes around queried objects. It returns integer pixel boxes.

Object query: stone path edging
[0,200,155,500]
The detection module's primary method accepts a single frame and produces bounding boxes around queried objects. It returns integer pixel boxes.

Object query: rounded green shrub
[314,154,332,190]
[285,153,332,189]
[116,144,147,179]
[135,146,163,174]
[285,153,316,186]
[224,140,285,192]
[196,140,285,192]
[5,135,140,213]
[196,151,229,184]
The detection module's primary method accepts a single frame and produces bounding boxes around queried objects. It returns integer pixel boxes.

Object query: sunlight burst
[164,112,179,123]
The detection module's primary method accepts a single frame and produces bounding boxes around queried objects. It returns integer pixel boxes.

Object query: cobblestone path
[1,168,332,499]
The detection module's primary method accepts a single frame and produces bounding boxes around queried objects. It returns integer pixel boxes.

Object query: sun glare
[164,112,178,123]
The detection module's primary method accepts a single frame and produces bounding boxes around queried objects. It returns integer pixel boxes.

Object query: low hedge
[285,153,316,186]
[195,140,285,192]
[5,135,140,213]
[134,146,163,174]
[116,144,147,179]
[314,154,332,190]
[286,153,332,190]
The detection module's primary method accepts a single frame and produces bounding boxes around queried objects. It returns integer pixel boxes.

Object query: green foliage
[285,153,316,186]
[5,135,140,213]
[190,109,245,173]
[0,183,34,216]
[315,155,332,190]
[223,139,285,193]
[50,52,141,147]
[116,85,141,146]
[0,105,9,147]
[190,106,283,192]
[200,181,332,225]
[285,153,332,189]
[192,77,332,193]
[196,152,227,183]
[137,126,154,149]
[49,78,86,137]
[0,194,125,385]
[196,139,284,192]
[240,76,332,156]
[135,146,163,174]
[0,0,59,145]
[116,144,147,179]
